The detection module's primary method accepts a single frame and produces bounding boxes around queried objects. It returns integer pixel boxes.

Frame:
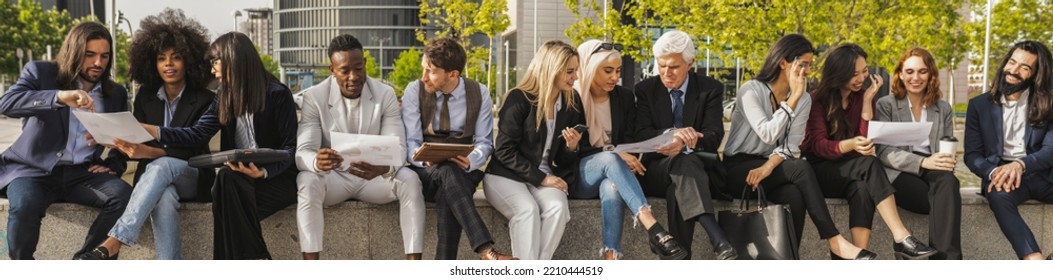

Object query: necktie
[439,92,452,132]
[671,89,684,128]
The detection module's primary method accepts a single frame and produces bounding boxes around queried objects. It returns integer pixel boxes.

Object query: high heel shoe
[830,249,877,260]
[893,235,938,260]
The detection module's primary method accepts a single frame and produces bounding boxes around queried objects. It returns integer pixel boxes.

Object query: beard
[998,71,1034,95]
[79,67,104,83]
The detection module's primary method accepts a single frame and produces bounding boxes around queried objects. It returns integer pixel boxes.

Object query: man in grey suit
[294,34,424,260]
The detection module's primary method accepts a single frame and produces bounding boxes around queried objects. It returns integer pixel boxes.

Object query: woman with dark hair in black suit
[145,32,298,260]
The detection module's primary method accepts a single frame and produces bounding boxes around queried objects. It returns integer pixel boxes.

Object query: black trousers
[410,163,492,259]
[724,154,840,241]
[811,156,895,230]
[890,170,962,259]
[211,167,297,260]
[639,153,718,258]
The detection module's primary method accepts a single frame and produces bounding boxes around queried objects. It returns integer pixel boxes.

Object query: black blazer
[580,85,636,158]
[633,72,725,162]
[158,80,298,178]
[487,88,586,187]
[125,84,216,200]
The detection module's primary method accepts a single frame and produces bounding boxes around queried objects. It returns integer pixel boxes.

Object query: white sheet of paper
[330,132,404,168]
[867,121,933,146]
[612,131,676,153]
[71,110,154,145]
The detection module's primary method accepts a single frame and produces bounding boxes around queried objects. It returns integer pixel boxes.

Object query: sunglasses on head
[592,43,624,54]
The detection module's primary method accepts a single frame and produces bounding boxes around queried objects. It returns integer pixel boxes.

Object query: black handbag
[717,185,799,260]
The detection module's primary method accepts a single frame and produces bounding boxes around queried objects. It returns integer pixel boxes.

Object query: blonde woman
[484,40,580,260]
[569,39,687,260]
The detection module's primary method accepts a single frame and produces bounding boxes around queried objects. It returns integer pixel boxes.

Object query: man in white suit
[294,34,425,260]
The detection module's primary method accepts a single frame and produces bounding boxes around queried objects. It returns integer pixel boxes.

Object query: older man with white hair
[633,30,736,260]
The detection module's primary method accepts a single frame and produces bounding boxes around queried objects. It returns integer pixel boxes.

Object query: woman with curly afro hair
[76,8,214,260]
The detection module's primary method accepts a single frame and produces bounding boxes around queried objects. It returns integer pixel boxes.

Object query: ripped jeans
[570,152,651,254]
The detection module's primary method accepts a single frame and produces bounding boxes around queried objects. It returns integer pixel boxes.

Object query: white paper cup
[938,137,957,155]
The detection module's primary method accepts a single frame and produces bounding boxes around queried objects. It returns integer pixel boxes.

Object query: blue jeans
[571,152,649,253]
[108,157,197,260]
[4,164,131,260]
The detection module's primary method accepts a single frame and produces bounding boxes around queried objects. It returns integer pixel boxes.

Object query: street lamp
[232,10,242,33]
[15,48,22,70]
[118,10,133,35]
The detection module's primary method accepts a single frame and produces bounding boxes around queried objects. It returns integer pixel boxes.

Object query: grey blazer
[294,76,405,172]
[874,94,954,182]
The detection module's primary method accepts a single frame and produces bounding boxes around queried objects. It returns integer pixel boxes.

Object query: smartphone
[861,66,878,91]
[558,124,588,139]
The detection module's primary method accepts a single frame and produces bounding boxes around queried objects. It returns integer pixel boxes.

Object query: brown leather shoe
[601,249,621,260]
[406,253,422,260]
[480,247,518,260]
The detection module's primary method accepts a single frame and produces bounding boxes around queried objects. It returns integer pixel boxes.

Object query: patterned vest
[419,78,482,144]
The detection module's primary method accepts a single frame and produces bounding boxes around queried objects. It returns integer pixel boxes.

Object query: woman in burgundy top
[802,43,937,260]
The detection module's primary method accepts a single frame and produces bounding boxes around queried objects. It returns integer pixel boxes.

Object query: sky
[113,0,272,40]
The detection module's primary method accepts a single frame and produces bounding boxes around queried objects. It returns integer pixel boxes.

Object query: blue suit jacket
[963,93,1053,193]
[0,61,129,189]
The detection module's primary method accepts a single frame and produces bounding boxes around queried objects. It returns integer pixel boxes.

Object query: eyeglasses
[592,43,624,54]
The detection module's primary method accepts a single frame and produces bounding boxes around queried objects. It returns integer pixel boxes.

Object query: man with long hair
[0,21,131,260]
[964,40,1053,260]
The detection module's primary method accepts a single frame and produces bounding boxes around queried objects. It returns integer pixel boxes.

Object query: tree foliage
[418,0,510,95]
[566,0,967,82]
[390,48,423,97]
[965,0,1053,92]
[258,45,280,79]
[0,0,73,78]
[363,49,380,79]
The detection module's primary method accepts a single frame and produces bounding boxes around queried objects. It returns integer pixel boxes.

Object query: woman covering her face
[723,34,876,260]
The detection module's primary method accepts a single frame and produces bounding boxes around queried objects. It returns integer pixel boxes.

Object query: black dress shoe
[893,236,938,260]
[714,242,738,260]
[74,247,118,260]
[647,224,689,260]
[830,249,877,260]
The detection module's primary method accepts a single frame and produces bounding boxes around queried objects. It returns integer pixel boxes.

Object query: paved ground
[0,117,19,152]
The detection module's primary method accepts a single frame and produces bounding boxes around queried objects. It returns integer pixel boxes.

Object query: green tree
[390,48,423,97]
[566,0,966,83]
[0,0,73,77]
[966,0,1053,93]
[258,46,280,79]
[363,49,380,79]
[113,28,131,87]
[418,0,510,94]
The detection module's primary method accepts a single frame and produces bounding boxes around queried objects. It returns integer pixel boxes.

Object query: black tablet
[188,148,290,168]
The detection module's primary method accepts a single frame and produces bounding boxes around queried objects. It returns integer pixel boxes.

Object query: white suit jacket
[295,76,405,173]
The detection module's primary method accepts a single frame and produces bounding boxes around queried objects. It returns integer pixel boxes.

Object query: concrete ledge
[1,188,1050,260]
